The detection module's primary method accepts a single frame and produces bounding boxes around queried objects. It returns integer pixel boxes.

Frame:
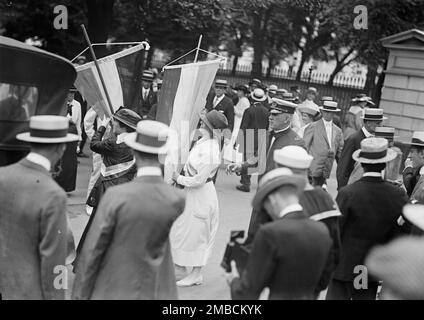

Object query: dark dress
[74,125,137,267]
[53,122,78,192]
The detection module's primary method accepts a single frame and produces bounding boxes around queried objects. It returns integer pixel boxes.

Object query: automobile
[0,35,76,166]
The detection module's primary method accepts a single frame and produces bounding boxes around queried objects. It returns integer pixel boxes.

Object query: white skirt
[170,181,219,267]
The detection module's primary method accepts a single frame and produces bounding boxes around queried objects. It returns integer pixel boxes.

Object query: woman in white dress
[231,85,251,145]
[170,110,228,287]
[297,104,320,138]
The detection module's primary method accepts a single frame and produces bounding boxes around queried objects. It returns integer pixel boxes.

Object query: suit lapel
[318,119,330,148]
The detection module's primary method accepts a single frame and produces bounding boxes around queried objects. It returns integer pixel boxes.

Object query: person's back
[231,211,332,300]
[72,175,185,299]
[0,159,67,300]
[264,216,332,299]
[334,177,405,282]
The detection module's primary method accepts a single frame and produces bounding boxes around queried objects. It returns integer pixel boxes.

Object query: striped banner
[74,44,145,117]
[157,60,221,182]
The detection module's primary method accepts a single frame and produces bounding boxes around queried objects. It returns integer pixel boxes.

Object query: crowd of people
[1,71,424,300]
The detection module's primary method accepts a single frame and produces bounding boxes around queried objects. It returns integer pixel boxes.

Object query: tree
[0,0,87,59]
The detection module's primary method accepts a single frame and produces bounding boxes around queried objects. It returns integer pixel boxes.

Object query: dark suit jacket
[72,175,185,300]
[403,165,422,198]
[336,129,366,189]
[245,128,305,244]
[132,88,157,118]
[334,176,406,281]
[239,102,269,160]
[0,159,71,299]
[231,211,332,300]
[205,94,235,132]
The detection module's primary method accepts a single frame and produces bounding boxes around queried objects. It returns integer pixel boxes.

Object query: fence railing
[150,58,369,123]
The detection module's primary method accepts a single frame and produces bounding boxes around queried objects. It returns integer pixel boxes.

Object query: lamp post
[308,62,317,84]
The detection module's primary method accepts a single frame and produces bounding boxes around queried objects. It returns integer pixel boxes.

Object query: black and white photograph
[1,0,424,307]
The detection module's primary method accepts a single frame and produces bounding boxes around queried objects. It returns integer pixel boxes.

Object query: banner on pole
[156,59,221,182]
[74,44,145,117]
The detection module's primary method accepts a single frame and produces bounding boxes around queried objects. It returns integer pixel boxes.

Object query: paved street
[66,146,338,300]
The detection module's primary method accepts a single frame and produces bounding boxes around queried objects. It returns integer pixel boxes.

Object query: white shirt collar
[362,127,373,138]
[420,166,424,175]
[116,132,129,144]
[26,152,51,172]
[142,87,150,93]
[279,203,303,218]
[273,124,291,134]
[214,94,225,105]
[322,118,333,126]
[363,172,382,178]
[137,166,162,177]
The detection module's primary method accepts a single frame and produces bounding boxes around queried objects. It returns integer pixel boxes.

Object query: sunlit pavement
[66,145,338,300]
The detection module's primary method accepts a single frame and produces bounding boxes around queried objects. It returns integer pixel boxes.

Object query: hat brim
[252,176,306,211]
[200,114,215,131]
[319,107,341,112]
[404,142,424,147]
[252,96,267,102]
[124,132,168,154]
[298,106,320,116]
[403,204,424,230]
[113,114,138,130]
[16,132,79,143]
[352,148,397,164]
[361,116,387,120]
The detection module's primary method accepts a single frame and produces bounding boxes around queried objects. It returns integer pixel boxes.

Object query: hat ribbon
[359,149,387,159]
[30,128,68,138]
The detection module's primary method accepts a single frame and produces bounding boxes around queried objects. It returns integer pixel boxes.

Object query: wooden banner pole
[81,24,114,117]
[193,34,203,63]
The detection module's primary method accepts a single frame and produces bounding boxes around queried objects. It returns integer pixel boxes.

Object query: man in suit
[0,115,77,299]
[403,131,424,202]
[236,88,269,192]
[327,137,406,300]
[343,94,375,140]
[273,146,342,298]
[132,70,158,119]
[227,98,305,244]
[304,101,344,188]
[205,79,235,132]
[226,167,332,300]
[72,120,186,300]
[336,108,386,190]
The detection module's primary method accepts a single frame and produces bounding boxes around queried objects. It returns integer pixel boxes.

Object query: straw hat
[252,168,306,211]
[405,131,424,147]
[124,120,170,154]
[274,146,313,170]
[352,137,397,164]
[251,88,267,102]
[320,101,341,112]
[375,126,397,140]
[361,108,387,121]
[16,115,79,143]
[141,70,154,82]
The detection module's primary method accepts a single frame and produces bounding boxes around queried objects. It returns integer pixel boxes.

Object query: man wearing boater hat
[72,120,186,299]
[236,88,269,192]
[343,94,375,140]
[132,70,158,119]
[336,107,386,190]
[327,137,406,300]
[304,100,344,188]
[403,131,424,203]
[226,168,332,300]
[0,116,77,299]
[247,145,342,298]
[205,79,235,132]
